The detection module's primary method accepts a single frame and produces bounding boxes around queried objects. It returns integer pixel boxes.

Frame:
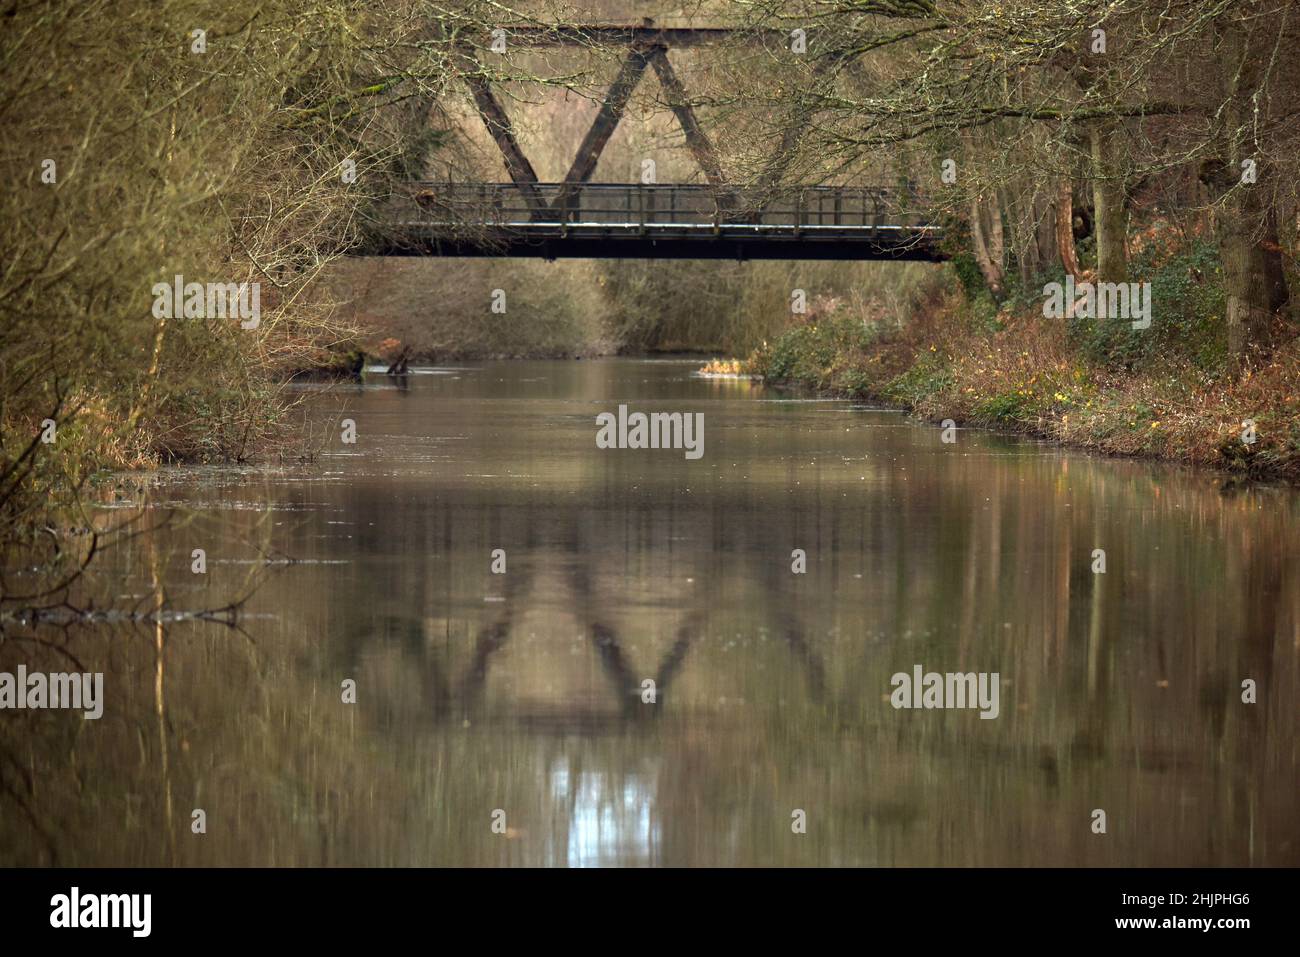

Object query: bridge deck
[372,184,946,261]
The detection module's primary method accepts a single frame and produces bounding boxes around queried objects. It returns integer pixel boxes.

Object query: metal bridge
[367,21,946,261]
[377,183,944,261]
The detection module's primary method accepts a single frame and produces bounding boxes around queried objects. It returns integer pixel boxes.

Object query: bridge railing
[405,183,935,233]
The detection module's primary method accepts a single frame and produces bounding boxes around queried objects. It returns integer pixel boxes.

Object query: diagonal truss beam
[460,33,740,220]
[460,56,547,215]
[647,46,726,187]
[562,47,651,185]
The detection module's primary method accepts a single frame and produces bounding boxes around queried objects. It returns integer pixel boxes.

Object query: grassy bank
[743,235,1300,483]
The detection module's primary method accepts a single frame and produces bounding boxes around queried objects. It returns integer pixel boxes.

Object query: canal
[5,358,1298,866]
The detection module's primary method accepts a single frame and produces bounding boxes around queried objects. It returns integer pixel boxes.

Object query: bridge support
[462,24,737,217]
[647,47,726,189]
[553,47,652,218]
[461,61,546,216]
[457,22,856,215]
[409,25,947,261]
[563,48,651,185]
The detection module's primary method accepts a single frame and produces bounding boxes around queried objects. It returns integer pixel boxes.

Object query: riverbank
[740,266,1300,484]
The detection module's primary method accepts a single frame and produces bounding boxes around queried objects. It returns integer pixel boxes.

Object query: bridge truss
[376,23,945,261]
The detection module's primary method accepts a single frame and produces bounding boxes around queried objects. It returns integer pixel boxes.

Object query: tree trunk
[1012,182,1055,288]
[1089,120,1128,282]
[970,194,1006,301]
[1035,190,1058,279]
[1202,16,1291,369]
[1261,201,1290,316]
[1215,181,1287,368]
[1220,218,1270,365]
[1055,180,1080,278]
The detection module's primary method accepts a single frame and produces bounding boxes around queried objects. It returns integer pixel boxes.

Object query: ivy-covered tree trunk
[1210,173,1289,367]
[1202,16,1292,370]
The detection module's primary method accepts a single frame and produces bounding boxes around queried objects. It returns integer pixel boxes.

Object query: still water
[4,359,1298,866]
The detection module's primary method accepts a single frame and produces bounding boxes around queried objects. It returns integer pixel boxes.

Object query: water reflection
[1,359,1298,866]
[549,761,660,867]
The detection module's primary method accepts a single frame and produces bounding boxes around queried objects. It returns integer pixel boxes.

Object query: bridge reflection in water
[376,182,946,261]
[8,360,1297,867]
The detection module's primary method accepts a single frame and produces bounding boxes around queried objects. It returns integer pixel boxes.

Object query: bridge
[367,22,946,262]
[377,183,943,261]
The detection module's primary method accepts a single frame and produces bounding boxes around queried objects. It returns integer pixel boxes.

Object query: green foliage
[831,366,876,396]
[950,252,988,302]
[1070,240,1226,372]
[758,313,881,388]
[974,390,1035,423]
[883,353,954,407]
